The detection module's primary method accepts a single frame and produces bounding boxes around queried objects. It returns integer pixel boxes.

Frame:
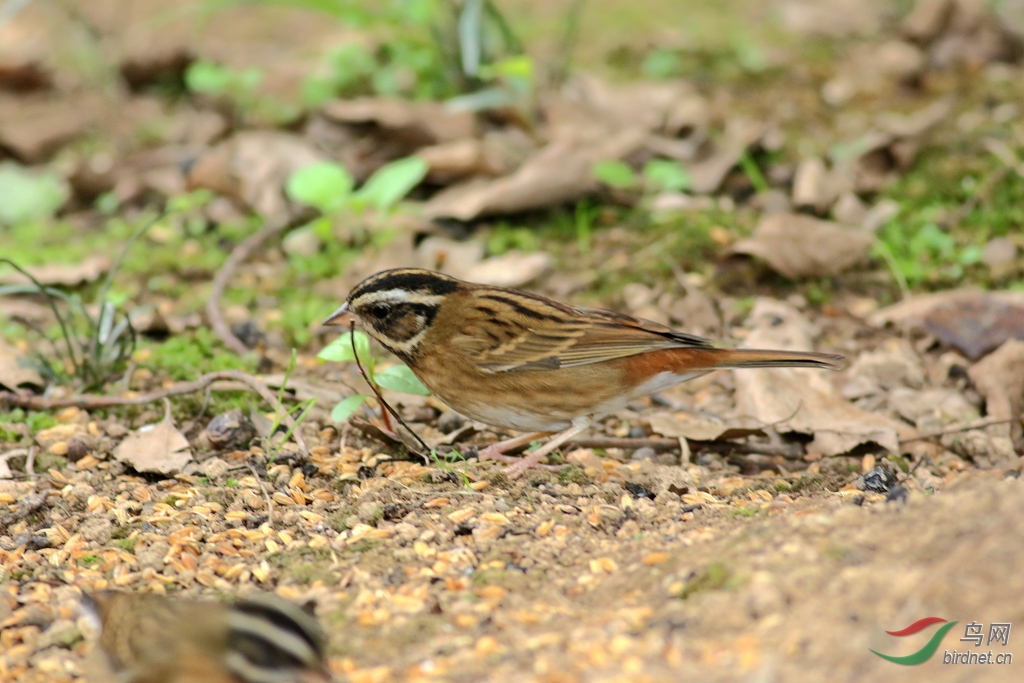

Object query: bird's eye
[366,303,391,320]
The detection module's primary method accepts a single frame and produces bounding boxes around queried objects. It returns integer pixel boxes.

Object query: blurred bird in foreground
[80,591,331,683]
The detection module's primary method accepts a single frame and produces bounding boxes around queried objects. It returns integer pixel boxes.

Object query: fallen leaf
[0,254,110,286]
[729,213,874,279]
[922,295,1024,360]
[0,338,43,390]
[902,0,1024,69]
[424,130,646,220]
[0,57,53,92]
[418,129,535,184]
[113,408,192,475]
[320,98,476,145]
[187,131,328,218]
[869,290,1024,330]
[646,412,765,442]
[0,95,101,163]
[733,299,901,454]
[791,157,833,213]
[967,339,1024,450]
[462,251,553,288]
[688,118,765,195]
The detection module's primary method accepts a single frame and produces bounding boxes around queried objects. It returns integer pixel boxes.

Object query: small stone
[886,485,909,505]
[79,516,113,544]
[630,448,657,462]
[982,237,1018,268]
[204,410,257,451]
[357,502,384,525]
[832,192,867,226]
[437,411,465,434]
[135,540,171,571]
[394,523,419,542]
[857,466,897,494]
[200,457,230,479]
[281,225,322,258]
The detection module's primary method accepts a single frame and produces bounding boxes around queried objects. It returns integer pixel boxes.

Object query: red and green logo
[871,617,959,665]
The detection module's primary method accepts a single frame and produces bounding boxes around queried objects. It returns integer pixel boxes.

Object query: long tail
[707,348,846,370]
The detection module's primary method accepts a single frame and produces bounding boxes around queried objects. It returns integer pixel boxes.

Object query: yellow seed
[447,507,477,524]
[642,552,669,566]
[479,513,510,526]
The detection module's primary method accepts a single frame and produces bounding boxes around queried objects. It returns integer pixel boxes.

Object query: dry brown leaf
[791,157,833,213]
[424,130,646,220]
[0,254,110,286]
[0,298,51,325]
[922,295,1024,359]
[462,252,552,288]
[646,412,765,442]
[551,76,708,136]
[0,338,42,390]
[729,213,873,279]
[689,118,765,195]
[902,0,1023,68]
[734,300,901,455]
[186,131,328,218]
[868,290,1024,328]
[320,98,476,145]
[822,40,926,105]
[0,95,101,163]
[967,339,1024,449]
[113,408,192,475]
[418,129,535,184]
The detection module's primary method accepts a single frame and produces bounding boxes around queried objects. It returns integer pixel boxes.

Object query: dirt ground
[2,0,1024,681]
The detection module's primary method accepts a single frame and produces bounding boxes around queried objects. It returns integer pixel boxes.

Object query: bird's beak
[322,302,353,327]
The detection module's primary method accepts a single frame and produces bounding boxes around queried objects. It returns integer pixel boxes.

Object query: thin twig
[549,436,805,458]
[349,321,432,462]
[25,445,36,482]
[207,211,313,355]
[0,370,307,452]
[246,459,274,529]
[728,452,809,473]
[899,418,1016,444]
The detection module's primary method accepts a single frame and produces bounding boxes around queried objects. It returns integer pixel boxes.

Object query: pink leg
[503,419,590,480]
[477,431,547,464]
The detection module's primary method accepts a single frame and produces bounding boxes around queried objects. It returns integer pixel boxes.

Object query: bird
[79,590,331,683]
[323,268,845,477]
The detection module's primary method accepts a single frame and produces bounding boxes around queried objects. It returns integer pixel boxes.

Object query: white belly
[455,370,710,433]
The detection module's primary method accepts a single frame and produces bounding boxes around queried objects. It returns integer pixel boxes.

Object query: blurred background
[3,2,1024,682]
[2,0,1023,354]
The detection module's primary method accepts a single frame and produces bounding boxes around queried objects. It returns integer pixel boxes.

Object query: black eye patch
[366,303,391,320]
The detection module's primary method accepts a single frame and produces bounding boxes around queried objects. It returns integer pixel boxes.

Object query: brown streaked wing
[451,290,715,373]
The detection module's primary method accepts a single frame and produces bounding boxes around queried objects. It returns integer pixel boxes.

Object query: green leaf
[331,394,368,422]
[958,244,982,265]
[185,61,231,94]
[317,330,371,362]
[374,364,431,396]
[286,162,354,214]
[592,160,638,189]
[642,159,692,193]
[642,49,682,79]
[352,156,429,211]
[0,164,68,225]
